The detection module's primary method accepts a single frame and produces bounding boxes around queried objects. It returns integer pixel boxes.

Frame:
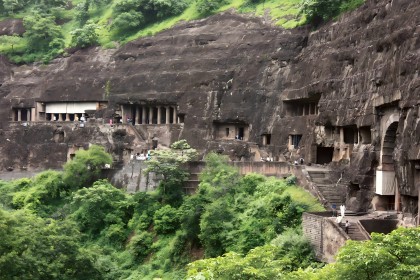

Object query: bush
[63,145,112,190]
[286,175,297,185]
[300,0,365,26]
[196,0,226,15]
[128,231,154,262]
[70,21,99,48]
[153,205,180,234]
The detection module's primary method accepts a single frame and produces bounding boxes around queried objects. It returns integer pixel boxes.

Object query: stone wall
[303,212,349,263]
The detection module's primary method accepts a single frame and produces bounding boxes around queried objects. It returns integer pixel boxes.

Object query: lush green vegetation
[0,142,325,279]
[1,142,419,279]
[0,0,363,63]
[300,0,364,26]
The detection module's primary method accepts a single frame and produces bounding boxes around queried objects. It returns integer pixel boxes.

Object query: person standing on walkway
[345,220,350,234]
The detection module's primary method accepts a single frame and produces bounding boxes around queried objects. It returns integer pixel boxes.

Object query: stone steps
[340,224,369,241]
[307,169,346,208]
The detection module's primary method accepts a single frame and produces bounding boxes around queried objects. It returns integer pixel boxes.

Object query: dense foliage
[0,0,365,63]
[0,145,326,279]
[2,144,416,279]
[287,227,420,280]
[300,0,364,26]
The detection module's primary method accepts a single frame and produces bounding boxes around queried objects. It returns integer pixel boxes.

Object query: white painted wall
[46,102,97,113]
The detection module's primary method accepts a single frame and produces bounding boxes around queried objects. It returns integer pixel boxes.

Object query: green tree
[300,0,364,26]
[11,170,66,216]
[199,199,234,257]
[2,0,25,15]
[111,10,145,32]
[288,227,420,280]
[23,13,63,51]
[70,180,132,238]
[70,21,99,48]
[187,229,317,279]
[128,231,154,262]
[63,145,112,190]
[111,0,188,34]
[196,0,226,15]
[145,139,197,203]
[198,152,240,200]
[0,209,101,280]
[153,204,180,234]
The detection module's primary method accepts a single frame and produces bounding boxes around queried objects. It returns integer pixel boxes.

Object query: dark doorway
[316,146,334,164]
[238,127,245,140]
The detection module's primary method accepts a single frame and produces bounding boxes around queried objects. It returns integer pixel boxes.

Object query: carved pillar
[66,113,70,121]
[166,106,170,124]
[58,113,63,121]
[135,106,140,125]
[26,109,31,121]
[121,105,126,123]
[173,107,177,124]
[149,106,153,124]
[157,106,161,124]
[395,185,400,211]
[141,106,146,124]
[17,109,22,121]
[340,127,344,145]
[31,108,36,122]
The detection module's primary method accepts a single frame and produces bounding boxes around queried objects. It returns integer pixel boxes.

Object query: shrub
[70,21,99,48]
[63,145,112,190]
[153,205,180,234]
[196,0,226,15]
[286,175,297,185]
[128,231,154,262]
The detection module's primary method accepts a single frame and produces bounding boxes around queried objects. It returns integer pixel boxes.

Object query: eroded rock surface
[0,0,419,216]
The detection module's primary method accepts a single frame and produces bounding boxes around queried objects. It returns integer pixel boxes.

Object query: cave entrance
[237,127,245,140]
[316,146,334,164]
[375,121,399,210]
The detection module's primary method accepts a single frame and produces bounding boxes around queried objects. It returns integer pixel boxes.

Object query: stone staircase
[126,124,147,141]
[339,221,370,241]
[306,167,346,209]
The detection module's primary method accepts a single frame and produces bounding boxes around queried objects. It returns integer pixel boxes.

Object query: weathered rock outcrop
[0,0,419,218]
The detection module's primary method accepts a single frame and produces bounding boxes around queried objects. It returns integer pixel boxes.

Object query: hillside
[0,0,303,63]
[0,0,367,63]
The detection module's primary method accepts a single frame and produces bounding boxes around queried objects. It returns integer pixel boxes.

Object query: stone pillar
[395,183,400,211]
[166,106,170,124]
[121,105,125,123]
[173,107,177,124]
[65,113,70,121]
[17,109,22,121]
[27,109,31,121]
[136,106,141,125]
[141,106,146,124]
[58,113,63,121]
[149,107,153,124]
[31,108,36,122]
[157,106,161,124]
[340,128,344,145]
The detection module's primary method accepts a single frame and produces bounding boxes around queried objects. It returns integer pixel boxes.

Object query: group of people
[131,151,151,161]
[334,204,351,234]
[294,157,305,165]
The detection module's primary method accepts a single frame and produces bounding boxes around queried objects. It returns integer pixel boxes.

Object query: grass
[0,0,364,61]
[284,185,325,212]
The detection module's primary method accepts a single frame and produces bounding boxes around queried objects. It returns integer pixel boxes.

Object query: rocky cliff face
[0,0,419,216]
